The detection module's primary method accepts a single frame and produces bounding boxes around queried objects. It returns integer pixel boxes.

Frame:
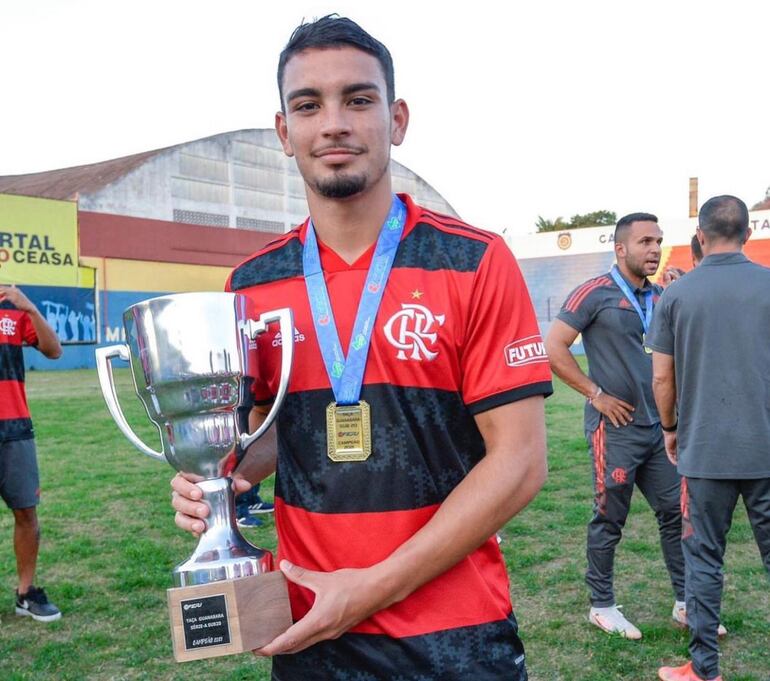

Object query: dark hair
[277,15,395,109]
[698,195,749,243]
[690,234,703,263]
[614,212,658,244]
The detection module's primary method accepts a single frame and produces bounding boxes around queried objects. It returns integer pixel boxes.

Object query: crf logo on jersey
[504,335,548,367]
[0,315,17,337]
[384,303,445,361]
[611,467,627,484]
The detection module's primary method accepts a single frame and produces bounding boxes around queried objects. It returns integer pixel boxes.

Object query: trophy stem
[194,478,238,553]
[171,477,273,587]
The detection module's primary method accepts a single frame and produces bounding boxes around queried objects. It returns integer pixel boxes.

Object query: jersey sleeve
[645,290,674,355]
[462,237,552,414]
[20,311,39,346]
[556,279,602,332]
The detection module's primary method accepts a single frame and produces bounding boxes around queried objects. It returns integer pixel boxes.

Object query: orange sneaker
[658,660,722,681]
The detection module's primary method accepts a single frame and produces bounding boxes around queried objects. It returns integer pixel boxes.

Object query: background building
[0,129,457,369]
[3,131,769,369]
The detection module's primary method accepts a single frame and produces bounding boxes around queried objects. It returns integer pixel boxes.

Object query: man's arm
[0,285,61,359]
[256,394,547,656]
[236,405,278,483]
[545,318,633,427]
[651,351,678,464]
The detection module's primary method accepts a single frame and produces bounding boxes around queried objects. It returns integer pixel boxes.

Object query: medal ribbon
[304,195,407,405]
[610,265,653,333]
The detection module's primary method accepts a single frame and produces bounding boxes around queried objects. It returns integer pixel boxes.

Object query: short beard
[314,173,367,199]
[626,255,657,278]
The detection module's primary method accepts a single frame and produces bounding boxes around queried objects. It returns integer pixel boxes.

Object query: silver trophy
[95,292,294,660]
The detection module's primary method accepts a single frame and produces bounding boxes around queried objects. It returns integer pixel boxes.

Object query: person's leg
[13,506,40,593]
[2,439,60,621]
[1,439,41,592]
[740,477,770,576]
[235,485,263,527]
[585,421,638,606]
[635,427,685,602]
[683,478,739,680]
[248,482,275,514]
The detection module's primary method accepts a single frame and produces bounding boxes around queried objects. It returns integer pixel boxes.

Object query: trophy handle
[95,344,166,462]
[239,307,294,450]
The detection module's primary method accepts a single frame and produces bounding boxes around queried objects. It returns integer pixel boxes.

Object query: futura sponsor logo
[504,335,548,367]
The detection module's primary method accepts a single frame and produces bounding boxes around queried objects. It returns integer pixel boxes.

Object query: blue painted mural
[24,289,167,371]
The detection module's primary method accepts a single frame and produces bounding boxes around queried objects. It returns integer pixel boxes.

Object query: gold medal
[642,332,652,354]
[326,400,372,462]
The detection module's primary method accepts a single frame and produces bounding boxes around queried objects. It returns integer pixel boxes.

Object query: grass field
[0,368,767,680]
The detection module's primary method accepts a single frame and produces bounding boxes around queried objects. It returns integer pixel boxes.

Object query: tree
[568,210,617,229]
[750,186,770,211]
[535,210,616,233]
[535,215,569,233]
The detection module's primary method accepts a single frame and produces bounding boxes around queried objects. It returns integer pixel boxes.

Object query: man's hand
[592,392,634,428]
[256,561,391,656]
[1,285,62,358]
[0,285,35,312]
[171,473,252,536]
[663,430,678,465]
[661,267,685,286]
[546,320,634,429]
[255,397,547,657]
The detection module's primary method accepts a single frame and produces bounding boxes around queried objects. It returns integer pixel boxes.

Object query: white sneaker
[589,605,642,639]
[672,602,727,637]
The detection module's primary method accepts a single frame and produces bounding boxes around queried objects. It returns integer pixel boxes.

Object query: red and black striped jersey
[0,302,38,442]
[227,195,551,678]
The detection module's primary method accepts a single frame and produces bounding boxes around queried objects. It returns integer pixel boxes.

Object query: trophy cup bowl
[95,292,294,661]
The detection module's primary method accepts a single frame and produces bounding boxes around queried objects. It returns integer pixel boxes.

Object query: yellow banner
[0,194,78,286]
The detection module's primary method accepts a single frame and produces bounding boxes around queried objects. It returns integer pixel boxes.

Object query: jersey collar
[297,193,418,273]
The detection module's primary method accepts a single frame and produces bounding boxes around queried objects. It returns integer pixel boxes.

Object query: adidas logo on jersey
[272,328,306,347]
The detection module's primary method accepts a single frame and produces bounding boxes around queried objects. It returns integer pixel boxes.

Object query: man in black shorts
[545,213,687,639]
[1,284,63,622]
[649,195,770,681]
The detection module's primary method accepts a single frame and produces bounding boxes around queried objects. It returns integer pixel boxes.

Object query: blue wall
[24,289,168,371]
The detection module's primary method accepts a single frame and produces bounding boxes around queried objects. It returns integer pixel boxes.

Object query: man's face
[617,221,663,279]
[275,46,408,200]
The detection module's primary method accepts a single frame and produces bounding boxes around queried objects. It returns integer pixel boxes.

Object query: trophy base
[168,571,292,662]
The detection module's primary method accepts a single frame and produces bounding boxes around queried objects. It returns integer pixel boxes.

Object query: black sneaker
[15,586,62,623]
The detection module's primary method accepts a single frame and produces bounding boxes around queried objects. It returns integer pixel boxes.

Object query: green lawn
[0,369,767,680]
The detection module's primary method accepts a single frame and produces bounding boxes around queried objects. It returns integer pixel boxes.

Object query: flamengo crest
[0,315,17,337]
[383,303,445,361]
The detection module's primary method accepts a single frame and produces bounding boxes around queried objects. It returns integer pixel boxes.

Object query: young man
[0,284,62,622]
[545,214,687,640]
[171,15,551,679]
[649,195,770,681]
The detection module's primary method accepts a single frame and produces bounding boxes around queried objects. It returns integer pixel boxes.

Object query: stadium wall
[7,189,770,370]
[16,207,276,370]
[510,210,770,345]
